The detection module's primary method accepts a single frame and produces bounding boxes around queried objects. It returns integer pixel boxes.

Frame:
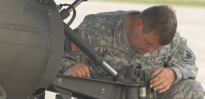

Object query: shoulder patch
[71,42,80,51]
[182,49,194,61]
[71,33,81,51]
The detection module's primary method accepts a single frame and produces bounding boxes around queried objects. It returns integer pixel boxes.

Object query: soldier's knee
[158,79,204,99]
[185,79,204,99]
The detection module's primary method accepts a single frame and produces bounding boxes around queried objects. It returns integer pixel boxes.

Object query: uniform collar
[113,10,140,55]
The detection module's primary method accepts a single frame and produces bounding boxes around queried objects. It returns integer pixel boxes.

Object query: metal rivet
[58,78,62,84]
[136,80,139,83]
[101,88,105,94]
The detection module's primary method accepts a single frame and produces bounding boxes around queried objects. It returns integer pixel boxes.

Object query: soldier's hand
[150,68,175,93]
[69,62,92,77]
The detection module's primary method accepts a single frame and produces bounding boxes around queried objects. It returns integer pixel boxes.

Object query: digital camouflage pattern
[62,11,204,99]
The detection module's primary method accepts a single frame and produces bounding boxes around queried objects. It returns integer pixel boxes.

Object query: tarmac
[45,0,205,98]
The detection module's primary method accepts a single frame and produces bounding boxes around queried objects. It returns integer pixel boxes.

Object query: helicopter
[0,0,158,99]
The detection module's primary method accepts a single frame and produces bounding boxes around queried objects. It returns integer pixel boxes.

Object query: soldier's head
[128,5,177,53]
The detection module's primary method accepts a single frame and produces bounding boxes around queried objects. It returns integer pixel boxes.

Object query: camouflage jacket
[63,10,198,85]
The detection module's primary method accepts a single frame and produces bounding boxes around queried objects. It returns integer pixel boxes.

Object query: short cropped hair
[138,5,177,45]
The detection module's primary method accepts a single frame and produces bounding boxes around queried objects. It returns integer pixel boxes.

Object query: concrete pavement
[45,0,205,98]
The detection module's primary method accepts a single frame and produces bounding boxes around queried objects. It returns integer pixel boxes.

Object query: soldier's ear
[134,19,143,30]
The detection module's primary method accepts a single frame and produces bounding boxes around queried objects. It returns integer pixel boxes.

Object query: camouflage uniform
[62,11,204,99]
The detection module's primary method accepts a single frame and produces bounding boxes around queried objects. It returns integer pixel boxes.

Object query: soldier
[62,5,204,99]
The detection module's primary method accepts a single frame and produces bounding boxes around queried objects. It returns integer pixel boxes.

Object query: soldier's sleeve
[62,35,84,75]
[62,14,101,75]
[166,33,198,85]
[61,15,92,75]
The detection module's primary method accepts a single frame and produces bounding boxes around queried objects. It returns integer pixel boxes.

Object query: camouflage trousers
[157,79,204,99]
